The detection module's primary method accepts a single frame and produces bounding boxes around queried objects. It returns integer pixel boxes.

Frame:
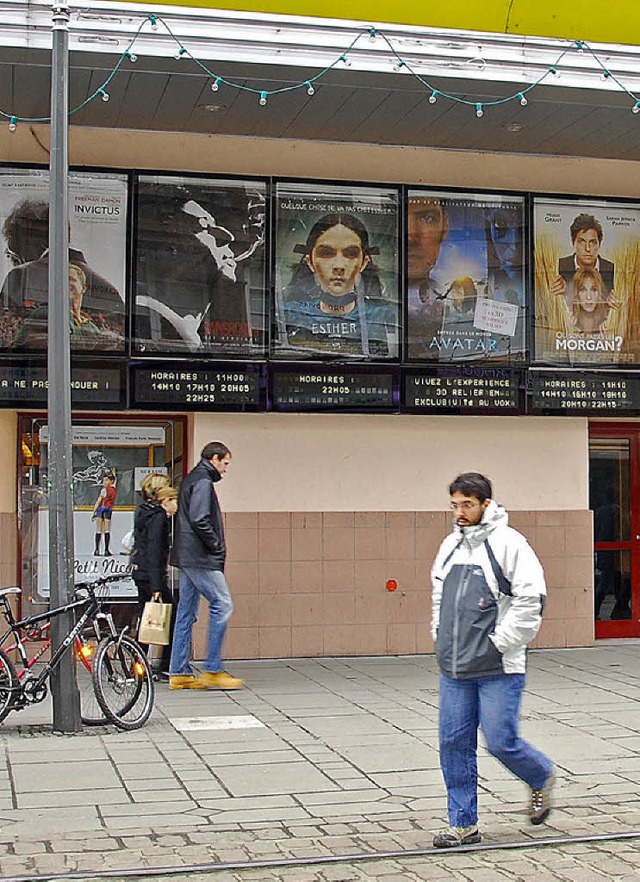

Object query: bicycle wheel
[75,638,107,726]
[92,635,154,731]
[0,649,18,724]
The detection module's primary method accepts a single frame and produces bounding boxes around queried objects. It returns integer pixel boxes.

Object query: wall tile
[291,528,323,561]
[323,560,355,592]
[323,625,356,656]
[259,594,292,626]
[225,512,258,529]
[259,528,291,561]
[225,561,259,594]
[322,527,355,560]
[355,512,385,528]
[259,560,292,594]
[291,625,324,657]
[259,626,292,658]
[354,624,387,655]
[259,512,291,529]
[384,527,415,560]
[323,593,356,625]
[536,525,567,557]
[291,593,323,626]
[354,527,385,560]
[387,623,417,654]
[291,560,323,593]
[291,512,322,529]
[227,528,258,562]
[324,512,355,527]
[225,627,259,660]
[385,512,416,529]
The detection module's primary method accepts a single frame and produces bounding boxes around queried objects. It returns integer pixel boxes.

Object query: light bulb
[175,47,187,60]
[98,89,109,102]
[393,60,405,72]
[633,101,640,114]
[476,103,483,118]
[8,117,17,132]
[340,55,351,67]
[305,82,315,96]
[576,40,584,52]
[126,51,137,63]
[602,70,611,80]
[549,67,557,75]
[518,93,527,106]
[429,90,438,104]
[149,15,158,29]
[259,91,267,106]
[211,78,221,92]
[369,28,377,42]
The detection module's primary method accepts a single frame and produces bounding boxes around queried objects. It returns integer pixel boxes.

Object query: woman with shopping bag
[132,484,179,678]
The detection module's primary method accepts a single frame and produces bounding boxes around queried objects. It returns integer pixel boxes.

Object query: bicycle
[0,575,155,731]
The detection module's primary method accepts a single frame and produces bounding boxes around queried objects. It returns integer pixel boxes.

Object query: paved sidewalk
[0,643,639,880]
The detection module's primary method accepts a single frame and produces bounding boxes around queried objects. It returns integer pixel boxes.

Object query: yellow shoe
[169,675,208,690]
[197,670,245,690]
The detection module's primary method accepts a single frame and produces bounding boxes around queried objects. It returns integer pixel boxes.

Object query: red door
[590,424,640,638]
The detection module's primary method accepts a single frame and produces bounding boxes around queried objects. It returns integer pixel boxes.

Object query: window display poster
[133,175,267,356]
[273,181,400,360]
[34,425,167,599]
[406,190,526,363]
[0,168,127,353]
[534,197,640,366]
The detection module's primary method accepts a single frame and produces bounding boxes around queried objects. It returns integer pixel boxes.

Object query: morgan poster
[406,189,527,363]
[534,197,640,366]
[133,174,267,356]
[0,168,127,353]
[273,181,400,360]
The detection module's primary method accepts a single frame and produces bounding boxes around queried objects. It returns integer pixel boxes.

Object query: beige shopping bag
[138,593,171,645]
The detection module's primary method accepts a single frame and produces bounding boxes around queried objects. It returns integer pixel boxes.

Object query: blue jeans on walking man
[439,672,553,827]
[170,567,233,675]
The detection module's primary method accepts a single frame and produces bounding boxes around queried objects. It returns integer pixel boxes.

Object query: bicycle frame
[0,592,103,698]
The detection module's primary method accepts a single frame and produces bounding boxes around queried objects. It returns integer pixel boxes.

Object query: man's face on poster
[573,227,601,269]
[407,198,448,284]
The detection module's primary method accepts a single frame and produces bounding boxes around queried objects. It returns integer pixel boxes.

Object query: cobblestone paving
[0,643,639,881]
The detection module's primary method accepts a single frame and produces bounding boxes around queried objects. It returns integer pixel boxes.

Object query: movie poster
[534,197,640,366]
[133,175,267,356]
[406,189,527,363]
[273,181,400,360]
[30,425,170,600]
[0,168,127,353]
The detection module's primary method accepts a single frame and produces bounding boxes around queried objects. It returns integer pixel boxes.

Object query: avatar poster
[406,189,526,364]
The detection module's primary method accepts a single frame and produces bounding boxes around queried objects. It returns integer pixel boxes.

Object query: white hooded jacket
[431,500,546,677]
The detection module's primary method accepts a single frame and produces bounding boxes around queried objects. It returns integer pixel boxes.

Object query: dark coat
[171,458,226,571]
[558,255,615,295]
[132,501,171,600]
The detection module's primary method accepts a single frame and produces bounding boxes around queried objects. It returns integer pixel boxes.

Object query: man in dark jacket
[169,441,244,690]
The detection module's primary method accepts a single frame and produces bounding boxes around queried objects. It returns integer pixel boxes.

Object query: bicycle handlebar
[73,574,129,598]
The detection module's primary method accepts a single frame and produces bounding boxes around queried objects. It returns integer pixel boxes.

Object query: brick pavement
[0,643,639,880]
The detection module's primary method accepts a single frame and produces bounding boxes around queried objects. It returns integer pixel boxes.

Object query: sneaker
[197,670,245,690]
[530,771,555,825]
[433,826,481,848]
[169,675,208,690]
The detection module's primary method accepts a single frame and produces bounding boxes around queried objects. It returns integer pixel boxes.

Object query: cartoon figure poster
[534,197,640,366]
[133,175,267,356]
[406,189,527,363]
[273,181,400,361]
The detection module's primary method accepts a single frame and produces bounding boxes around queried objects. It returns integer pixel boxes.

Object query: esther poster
[406,189,526,363]
[133,175,267,356]
[273,181,400,360]
[0,168,127,353]
[534,197,640,366]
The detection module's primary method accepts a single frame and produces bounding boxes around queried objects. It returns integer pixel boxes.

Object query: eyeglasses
[450,501,480,511]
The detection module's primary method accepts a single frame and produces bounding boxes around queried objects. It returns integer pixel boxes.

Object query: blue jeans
[439,672,553,827]
[169,568,234,675]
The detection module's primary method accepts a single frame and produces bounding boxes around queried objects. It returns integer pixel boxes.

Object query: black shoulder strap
[484,539,512,596]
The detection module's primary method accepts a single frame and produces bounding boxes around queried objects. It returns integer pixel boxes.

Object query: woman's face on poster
[304,224,369,297]
[576,277,601,312]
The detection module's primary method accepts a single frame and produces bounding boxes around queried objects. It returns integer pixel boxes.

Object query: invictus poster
[405,189,527,364]
[133,175,267,356]
[534,197,640,366]
[0,168,127,352]
[273,181,400,360]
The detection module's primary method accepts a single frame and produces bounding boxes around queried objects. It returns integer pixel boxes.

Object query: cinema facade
[1,1,638,658]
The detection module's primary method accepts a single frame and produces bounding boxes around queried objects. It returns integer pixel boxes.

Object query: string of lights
[1,13,640,130]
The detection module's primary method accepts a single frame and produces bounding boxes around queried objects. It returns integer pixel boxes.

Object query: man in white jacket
[431,472,554,848]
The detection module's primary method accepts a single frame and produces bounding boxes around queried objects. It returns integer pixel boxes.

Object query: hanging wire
[1,14,639,129]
